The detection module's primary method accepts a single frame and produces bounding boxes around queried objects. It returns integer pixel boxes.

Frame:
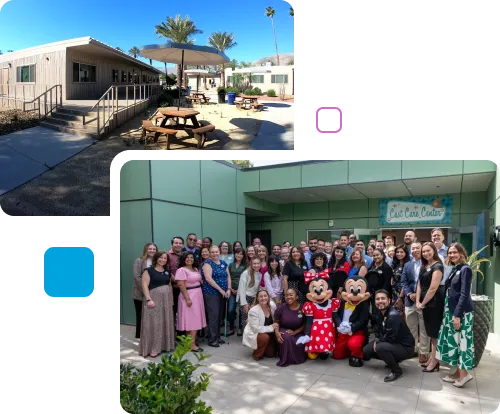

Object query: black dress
[282,261,308,305]
[419,262,445,338]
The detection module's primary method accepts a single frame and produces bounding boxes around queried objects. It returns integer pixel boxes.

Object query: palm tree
[265,6,280,66]
[155,15,203,88]
[230,59,238,70]
[128,46,140,58]
[290,7,294,17]
[208,31,237,88]
[115,47,123,52]
[0,50,3,55]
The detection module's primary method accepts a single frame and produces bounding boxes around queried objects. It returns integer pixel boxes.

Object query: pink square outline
[316,105,344,135]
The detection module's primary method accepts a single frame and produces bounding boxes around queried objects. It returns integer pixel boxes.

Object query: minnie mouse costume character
[333,276,371,367]
[296,269,341,360]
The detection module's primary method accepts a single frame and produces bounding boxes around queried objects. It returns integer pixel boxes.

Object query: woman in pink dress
[175,251,207,352]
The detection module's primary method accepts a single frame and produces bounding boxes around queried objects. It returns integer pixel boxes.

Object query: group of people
[131,228,475,387]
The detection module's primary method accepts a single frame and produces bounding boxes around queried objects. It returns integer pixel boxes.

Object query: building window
[128,72,133,83]
[73,62,96,83]
[227,76,232,84]
[251,75,264,83]
[16,64,35,83]
[112,69,119,83]
[271,74,288,84]
[121,70,127,83]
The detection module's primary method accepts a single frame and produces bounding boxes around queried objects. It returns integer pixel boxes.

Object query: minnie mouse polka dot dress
[302,298,341,353]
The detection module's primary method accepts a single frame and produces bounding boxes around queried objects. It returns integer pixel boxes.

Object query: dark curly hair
[178,250,199,270]
[310,251,328,270]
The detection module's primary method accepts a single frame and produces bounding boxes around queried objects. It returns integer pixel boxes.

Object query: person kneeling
[363,289,415,382]
[242,288,278,361]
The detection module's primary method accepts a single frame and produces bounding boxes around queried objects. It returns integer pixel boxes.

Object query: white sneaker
[443,375,458,383]
[453,374,473,388]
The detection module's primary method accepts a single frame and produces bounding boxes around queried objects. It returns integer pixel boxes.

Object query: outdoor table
[157,107,201,129]
[238,95,259,109]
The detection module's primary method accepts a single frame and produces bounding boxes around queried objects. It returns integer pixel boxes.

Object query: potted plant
[468,245,493,367]
[217,86,226,104]
[120,336,212,413]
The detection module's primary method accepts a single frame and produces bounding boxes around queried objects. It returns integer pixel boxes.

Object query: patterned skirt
[241,295,255,328]
[436,295,474,370]
[139,284,176,357]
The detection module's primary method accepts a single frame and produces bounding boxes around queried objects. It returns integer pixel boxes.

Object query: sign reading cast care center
[379,196,452,225]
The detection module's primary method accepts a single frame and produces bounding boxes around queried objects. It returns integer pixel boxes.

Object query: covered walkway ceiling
[246,172,495,204]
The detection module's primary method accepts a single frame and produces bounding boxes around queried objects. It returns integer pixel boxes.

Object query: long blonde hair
[140,243,158,260]
[252,288,272,315]
[248,257,261,288]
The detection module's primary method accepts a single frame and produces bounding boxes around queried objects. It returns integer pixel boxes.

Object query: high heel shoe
[422,362,440,373]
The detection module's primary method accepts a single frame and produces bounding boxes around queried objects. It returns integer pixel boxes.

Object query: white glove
[296,335,311,345]
[337,321,352,335]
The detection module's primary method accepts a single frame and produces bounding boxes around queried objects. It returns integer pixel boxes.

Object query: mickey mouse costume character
[296,270,341,360]
[333,276,371,367]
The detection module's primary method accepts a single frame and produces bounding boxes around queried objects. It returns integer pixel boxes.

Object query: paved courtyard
[120,324,500,414]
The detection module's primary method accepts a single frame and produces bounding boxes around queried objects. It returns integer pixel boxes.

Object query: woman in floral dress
[436,243,475,388]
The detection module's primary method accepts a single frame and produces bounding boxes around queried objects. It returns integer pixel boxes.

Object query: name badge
[427,267,431,272]
[297,313,303,318]
[456,271,460,275]
[378,270,382,274]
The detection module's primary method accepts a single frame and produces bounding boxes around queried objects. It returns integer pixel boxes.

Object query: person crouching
[362,289,415,382]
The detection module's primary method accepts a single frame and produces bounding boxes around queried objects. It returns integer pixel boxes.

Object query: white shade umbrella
[184,69,209,92]
[140,42,229,108]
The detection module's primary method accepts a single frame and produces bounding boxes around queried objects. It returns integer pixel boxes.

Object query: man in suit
[183,233,201,262]
[363,290,415,382]
[400,241,429,364]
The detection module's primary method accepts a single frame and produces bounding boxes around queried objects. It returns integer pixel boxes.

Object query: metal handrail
[22,85,62,119]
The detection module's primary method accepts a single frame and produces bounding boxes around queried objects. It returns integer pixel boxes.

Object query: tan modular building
[0,37,162,103]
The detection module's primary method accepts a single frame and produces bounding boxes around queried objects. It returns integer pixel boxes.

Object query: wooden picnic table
[157,107,201,129]
[236,95,261,110]
[189,92,211,105]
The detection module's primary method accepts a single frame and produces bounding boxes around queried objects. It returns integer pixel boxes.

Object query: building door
[246,229,272,250]
[306,229,354,244]
[1,68,8,95]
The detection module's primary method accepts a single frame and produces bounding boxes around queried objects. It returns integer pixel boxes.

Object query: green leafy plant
[467,245,491,282]
[252,87,262,96]
[226,87,240,94]
[217,86,226,94]
[267,89,277,97]
[120,335,212,414]
[244,88,255,96]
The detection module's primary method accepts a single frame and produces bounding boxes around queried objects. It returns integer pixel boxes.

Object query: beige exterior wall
[0,37,161,102]
[0,49,66,100]
[224,65,294,95]
[65,48,159,100]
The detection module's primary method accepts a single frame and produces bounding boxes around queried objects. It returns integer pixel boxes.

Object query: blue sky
[0,0,293,69]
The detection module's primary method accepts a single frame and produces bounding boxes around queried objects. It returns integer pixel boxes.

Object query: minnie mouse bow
[304,268,331,284]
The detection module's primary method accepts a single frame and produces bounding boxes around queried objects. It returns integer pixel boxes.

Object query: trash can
[218,90,226,104]
[227,92,237,105]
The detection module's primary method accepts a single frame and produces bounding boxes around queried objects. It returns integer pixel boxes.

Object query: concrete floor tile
[480,398,500,414]
[350,406,397,414]
[302,374,367,405]
[415,390,481,414]
[355,382,419,414]
[262,370,322,395]
[285,394,352,414]
[370,363,423,389]
[219,387,300,414]
[476,376,500,401]
[420,372,479,399]
[324,358,379,382]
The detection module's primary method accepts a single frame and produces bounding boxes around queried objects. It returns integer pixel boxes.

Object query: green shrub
[120,336,212,414]
[217,86,226,94]
[226,87,240,94]
[267,89,277,97]
[252,87,262,96]
[244,88,255,96]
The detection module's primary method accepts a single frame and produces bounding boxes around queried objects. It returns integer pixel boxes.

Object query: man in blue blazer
[400,241,430,364]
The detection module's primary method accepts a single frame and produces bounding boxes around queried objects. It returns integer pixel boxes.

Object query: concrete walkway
[120,324,500,414]
[0,126,95,196]
[250,102,294,150]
